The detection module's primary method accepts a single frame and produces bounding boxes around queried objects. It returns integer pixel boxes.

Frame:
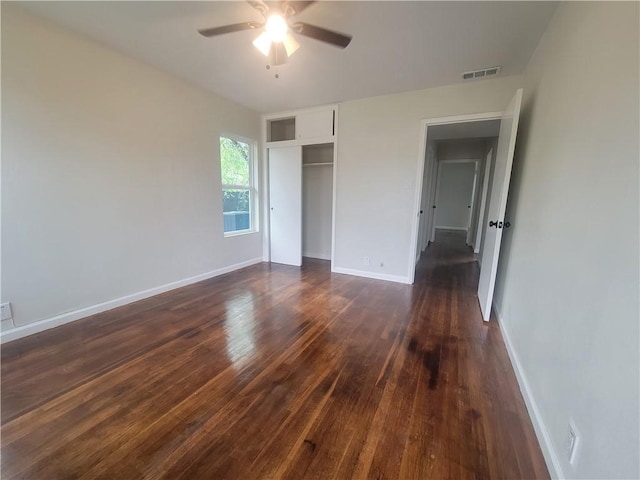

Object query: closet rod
[303,162,333,167]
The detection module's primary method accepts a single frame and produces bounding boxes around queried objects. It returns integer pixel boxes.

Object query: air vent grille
[462,66,502,80]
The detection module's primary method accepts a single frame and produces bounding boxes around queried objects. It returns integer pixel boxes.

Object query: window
[220,135,257,235]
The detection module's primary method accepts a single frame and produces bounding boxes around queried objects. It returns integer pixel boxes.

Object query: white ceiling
[19,1,557,113]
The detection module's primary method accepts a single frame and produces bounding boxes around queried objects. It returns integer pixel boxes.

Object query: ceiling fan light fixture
[252,31,272,56]
[265,14,288,42]
[283,33,300,57]
[201,2,353,66]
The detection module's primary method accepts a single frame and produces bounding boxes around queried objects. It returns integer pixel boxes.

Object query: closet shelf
[303,162,333,167]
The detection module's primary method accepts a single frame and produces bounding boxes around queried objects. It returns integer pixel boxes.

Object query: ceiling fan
[198,1,352,66]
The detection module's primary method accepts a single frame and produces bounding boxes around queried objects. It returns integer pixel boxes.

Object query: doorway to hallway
[410,88,523,321]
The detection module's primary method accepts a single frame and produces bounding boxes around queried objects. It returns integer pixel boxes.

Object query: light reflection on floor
[224,291,257,367]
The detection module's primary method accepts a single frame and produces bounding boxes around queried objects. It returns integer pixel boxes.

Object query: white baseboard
[332,266,412,285]
[495,308,563,479]
[435,226,468,231]
[0,257,263,344]
[303,252,331,261]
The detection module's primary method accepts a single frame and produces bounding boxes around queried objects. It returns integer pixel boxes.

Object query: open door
[416,145,435,263]
[465,161,480,246]
[477,89,523,321]
[474,148,493,254]
[269,146,302,266]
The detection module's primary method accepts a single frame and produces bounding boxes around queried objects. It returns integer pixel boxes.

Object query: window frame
[219,133,259,237]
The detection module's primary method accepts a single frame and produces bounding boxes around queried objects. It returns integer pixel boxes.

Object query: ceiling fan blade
[247,0,270,17]
[198,22,262,38]
[283,1,316,17]
[291,22,352,48]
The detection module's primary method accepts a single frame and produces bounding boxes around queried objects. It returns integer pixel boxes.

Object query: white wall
[302,144,333,260]
[493,2,639,479]
[434,162,476,230]
[335,75,523,282]
[1,6,262,336]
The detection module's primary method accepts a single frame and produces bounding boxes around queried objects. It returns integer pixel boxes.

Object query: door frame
[408,111,502,283]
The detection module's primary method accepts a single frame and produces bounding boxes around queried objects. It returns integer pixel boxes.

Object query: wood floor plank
[1,232,549,479]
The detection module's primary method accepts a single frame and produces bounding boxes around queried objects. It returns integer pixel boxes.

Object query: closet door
[269,146,302,266]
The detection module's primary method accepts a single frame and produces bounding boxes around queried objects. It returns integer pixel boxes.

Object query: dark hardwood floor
[1,231,548,479]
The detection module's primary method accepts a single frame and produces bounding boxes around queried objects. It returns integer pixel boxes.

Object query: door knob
[489,220,508,229]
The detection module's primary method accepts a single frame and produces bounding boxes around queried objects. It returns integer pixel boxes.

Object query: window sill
[224,229,258,238]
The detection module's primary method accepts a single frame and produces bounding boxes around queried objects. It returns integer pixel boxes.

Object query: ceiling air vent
[462,66,502,80]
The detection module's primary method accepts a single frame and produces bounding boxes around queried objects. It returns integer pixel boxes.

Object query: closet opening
[302,143,334,262]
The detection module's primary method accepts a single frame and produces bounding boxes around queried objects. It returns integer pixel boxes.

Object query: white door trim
[330,105,339,271]
[408,111,502,283]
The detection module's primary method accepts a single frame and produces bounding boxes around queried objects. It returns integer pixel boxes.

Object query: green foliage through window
[220,137,250,186]
[220,136,254,233]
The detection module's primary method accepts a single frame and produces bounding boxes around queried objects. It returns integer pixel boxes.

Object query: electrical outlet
[566,421,580,465]
[0,303,13,321]
[363,256,370,266]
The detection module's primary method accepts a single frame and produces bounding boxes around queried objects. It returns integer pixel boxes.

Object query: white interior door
[269,146,302,266]
[430,161,443,241]
[428,156,439,243]
[416,145,435,262]
[477,89,523,321]
[465,162,479,245]
[474,148,493,254]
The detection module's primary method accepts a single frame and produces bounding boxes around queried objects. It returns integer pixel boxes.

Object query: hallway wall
[435,138,492,247]
[434,162,476,230]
